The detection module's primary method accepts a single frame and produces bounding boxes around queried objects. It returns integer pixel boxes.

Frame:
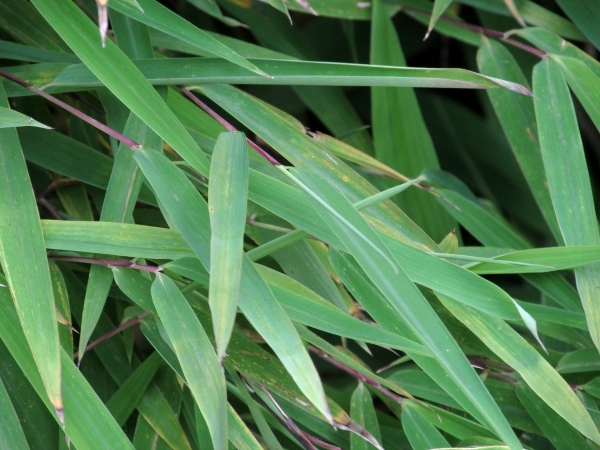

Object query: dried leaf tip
[54,404,65,427]
[96,0,109,48]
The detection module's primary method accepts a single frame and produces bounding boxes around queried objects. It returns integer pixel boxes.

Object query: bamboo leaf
[208,131,248,361]
[0,83,62,421]
[227,404,264,450]
[516,382,593,450]
[291,169,520,448]
[440,294,600,444]
[428,0,454,38]
[554,0,600,49]
[477,38,562,243]
[0,276,134,448]
[402,400,451,450]
[555,55,600,134]
[533,58,600,350]
[30,0,211,176]
[0,376,29,450]
[106,352,162,426]
[151,273,227,450]
[132,146,331,421]
[45,57,535,94]
[468,246,600,274]
[109,0,267,76]
[0,105,51,128]
[370,0,454,241]
[350,383,381,450]
[78,111,160,362]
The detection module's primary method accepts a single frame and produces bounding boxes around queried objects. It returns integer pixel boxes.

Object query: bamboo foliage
[0,0,599,448]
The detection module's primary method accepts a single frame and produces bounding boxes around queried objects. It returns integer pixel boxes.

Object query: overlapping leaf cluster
[0,0,599,449]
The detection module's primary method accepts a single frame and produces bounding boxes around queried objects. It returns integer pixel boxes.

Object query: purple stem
[49,255,162,272]
[0,69,140,148]
[309,345,405,405]
[402,6,547,59]
[179,86,282,166]
[73,312,149,361]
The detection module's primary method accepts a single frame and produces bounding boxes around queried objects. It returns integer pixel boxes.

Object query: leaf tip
[53,403,65,427]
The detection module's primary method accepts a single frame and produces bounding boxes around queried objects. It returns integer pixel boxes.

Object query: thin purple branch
[179,86,282,166]
[309,345,405,405]
[73,312,149,361]
[0,69,140,148]
[401,6,547,59]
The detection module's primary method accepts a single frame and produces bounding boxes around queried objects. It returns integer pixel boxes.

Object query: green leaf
[0,83,62,420]
[554,0,600,49]
[43,220,193,260]
[258,264,430,356]
[78,111,162,362]
[238,258,332,420]
[467,246,600,274]
[0,276,134,449]
[428,0,454,38]
[0,376,29,450]
[106,352,163,426]
[200,84,438,249]
[228,368,283,450]
[350,383,381,450]
[477,38,562,243]
[556,348,600,374]
[132,146,331,421]
[533,58,600,350]
[0,0,69,52]
[208,132,248,361]
[0,105,51,128]
[434,185,582,311]
[370,0,454,241]
[555,55,600,135]
[516,382,594,450]
[30,0,211,177]
[402,400,450,450]
[440,294,600,444]
[109,0,267,76]
[515,27,600,75]
[227,404,264,450]
[151,274,227,450]
[291,169,520,448]
[45,56,535,95]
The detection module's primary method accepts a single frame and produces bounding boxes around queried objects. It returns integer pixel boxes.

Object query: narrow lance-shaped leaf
[46,58,535,94]
[0,83,62,421]
[533,58,600,351]
[0,376,29,449]
[553,0,600,49]
[477,38,562,243]
[290,168,521,449]
[350,383,381,450]
[516,383,593,450]
[132,147,331,421]
[370,0,455,242]
[555,55,600,135]
[78,112,160,363]
[402,400,450,450]
[0,105,51,128]
[440,294,600,445]
[151,273,227,450]
[30,0,211,176]
[427,0,454,39]
[208,131,248,361]
[0,275,134,449]
[110,0,267,76]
